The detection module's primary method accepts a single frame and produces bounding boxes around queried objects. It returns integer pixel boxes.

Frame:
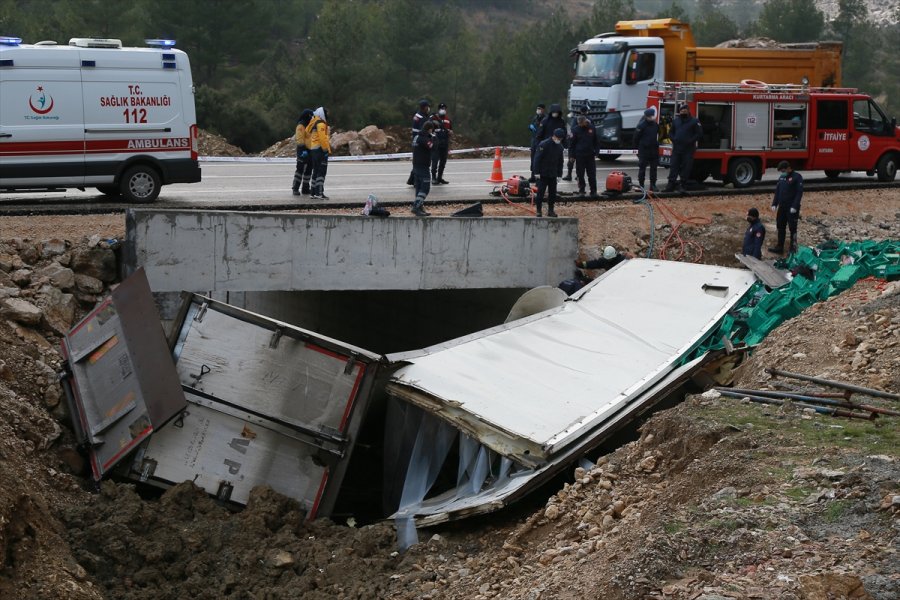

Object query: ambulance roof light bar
[145,39,176,48]
[69,38,123,48]
[0,36,23,46]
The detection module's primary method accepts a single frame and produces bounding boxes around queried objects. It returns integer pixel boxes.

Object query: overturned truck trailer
[62,259,756,528]
[63,269,383,518]
[383,258,756,531]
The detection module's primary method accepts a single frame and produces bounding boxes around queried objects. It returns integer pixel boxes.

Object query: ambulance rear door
[79,47,190,187]
[0,45,85,188]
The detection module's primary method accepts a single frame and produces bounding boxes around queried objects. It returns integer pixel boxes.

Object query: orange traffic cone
[485,147,505,183]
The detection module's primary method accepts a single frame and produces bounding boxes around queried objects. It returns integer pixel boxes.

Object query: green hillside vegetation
[1,0,897,151]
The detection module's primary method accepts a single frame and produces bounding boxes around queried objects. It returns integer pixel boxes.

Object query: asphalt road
[0,155,890,210]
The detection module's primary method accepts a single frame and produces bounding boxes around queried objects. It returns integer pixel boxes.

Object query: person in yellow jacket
[307,106,331,200]
[292,109,314,196]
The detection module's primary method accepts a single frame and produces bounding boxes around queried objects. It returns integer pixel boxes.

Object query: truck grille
[570,99,607,120]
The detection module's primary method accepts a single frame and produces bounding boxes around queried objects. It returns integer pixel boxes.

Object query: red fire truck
[650,82,900,187]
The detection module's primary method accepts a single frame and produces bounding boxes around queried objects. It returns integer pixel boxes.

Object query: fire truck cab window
[816,100,848,130]
[852,99,888,134]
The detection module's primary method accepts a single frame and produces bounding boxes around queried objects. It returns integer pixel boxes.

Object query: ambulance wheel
[598,154,620,162]
[875,153,898,182]
[727,157,757,188]
[121,166,161,203]
[824,170,841,180]
[95,185,120,196]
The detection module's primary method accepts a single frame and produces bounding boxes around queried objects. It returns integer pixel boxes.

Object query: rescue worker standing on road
[570,115,600,198]
[536,103,567,155]
[634,107,660,192]
[563,105,588,181]
[307,106,331,200]
[407,99,431,186]
[291,109,314,196]
[431,103,452,184]
[742,207,766,259]
[532,127,565,218]
[665,103,702,193]
[528,103,546,183]
[411,120,436,217]
[769,160,803,254]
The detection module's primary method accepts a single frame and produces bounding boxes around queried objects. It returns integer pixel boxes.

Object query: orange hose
[643,189,711,262]
[500,186,536,215]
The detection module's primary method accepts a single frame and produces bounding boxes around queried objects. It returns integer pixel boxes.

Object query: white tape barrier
[200,145,636,163]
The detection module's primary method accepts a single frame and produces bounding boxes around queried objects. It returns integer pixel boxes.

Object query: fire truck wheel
[875,153,898,182]
[727,157,758,188]
[95,185,120,196]
[824,170,841,180]
[121,166,161,203]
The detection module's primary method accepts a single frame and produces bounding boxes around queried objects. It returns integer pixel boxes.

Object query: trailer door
[810,98,850,169]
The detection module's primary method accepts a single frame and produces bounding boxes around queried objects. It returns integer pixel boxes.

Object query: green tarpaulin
[680,240,899,363]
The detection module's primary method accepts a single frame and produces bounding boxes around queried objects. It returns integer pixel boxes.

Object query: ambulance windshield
[574,51,625,85]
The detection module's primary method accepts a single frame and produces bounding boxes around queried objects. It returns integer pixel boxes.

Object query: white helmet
[602,246,617,260]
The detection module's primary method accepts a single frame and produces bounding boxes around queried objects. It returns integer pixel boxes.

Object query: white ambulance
[0,36,200,202]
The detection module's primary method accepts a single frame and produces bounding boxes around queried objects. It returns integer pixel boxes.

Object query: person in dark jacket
[291,108,314,195]
[768,160,803,254]
[532,127,565,218]
[528,103,545,183]
[742,207,766,259]
[536,103,567,148]
[563,106,588,181]
[430,103,452,184]
[575,245,630,271]
[407,98,431,186]
[664,103,702,192]
[633,107,660,192]
[570,115,599,197]
[411,120,435,216]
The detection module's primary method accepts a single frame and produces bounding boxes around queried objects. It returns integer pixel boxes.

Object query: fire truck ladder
[656,81,859,96]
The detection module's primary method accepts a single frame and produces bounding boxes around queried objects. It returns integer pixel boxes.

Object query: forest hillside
[1,0,897,151]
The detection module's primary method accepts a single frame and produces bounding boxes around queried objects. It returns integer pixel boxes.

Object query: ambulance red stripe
[0,138,190,156]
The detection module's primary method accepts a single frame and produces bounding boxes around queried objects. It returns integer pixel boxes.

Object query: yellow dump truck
[569,18,842,154]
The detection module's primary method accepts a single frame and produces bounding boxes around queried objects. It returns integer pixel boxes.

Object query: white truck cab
[569,19,843,156]
[568,35,665,153]
[0,36,200,202]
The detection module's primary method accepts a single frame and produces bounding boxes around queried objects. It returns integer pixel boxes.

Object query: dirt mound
[62,482,398,599]
[735,278,900,393]
[197,129,246,157]
[257,124,489,159]
[259,125,404,158]
[258,136,294,158]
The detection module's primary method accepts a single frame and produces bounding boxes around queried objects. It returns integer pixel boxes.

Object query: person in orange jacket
[291,109,314,196]
[307,106,331,200]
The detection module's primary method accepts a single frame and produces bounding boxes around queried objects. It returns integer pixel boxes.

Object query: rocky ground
[0,189,896,599]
